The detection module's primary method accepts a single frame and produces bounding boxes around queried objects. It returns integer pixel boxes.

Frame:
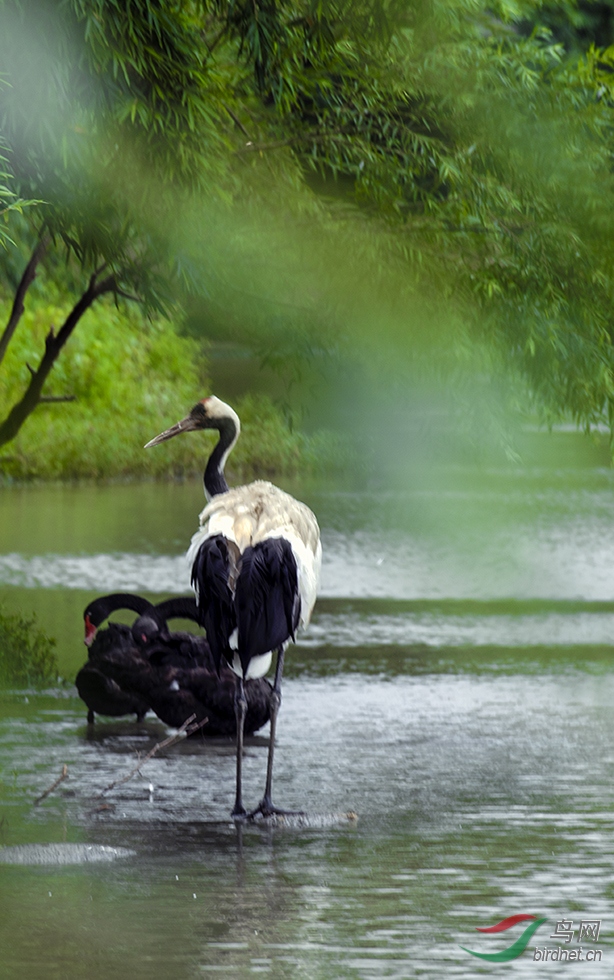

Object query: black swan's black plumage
[92,652,271,737]
[75,656,150,725]
[131,597,212,667]
[76,593,271,736]
[77,597,153,723]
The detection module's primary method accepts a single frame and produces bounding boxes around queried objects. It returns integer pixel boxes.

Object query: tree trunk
[0,271,117,449]
[0,235,50,367]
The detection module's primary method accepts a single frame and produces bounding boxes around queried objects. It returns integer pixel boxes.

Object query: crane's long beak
[144,415,201,448]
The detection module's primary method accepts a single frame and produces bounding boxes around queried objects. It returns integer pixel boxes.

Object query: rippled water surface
[1,463,614,977]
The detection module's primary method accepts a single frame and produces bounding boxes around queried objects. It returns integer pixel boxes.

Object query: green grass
[0,294,343,480]
[0,607,58,687]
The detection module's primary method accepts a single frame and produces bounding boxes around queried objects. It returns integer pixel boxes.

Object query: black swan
[76,593,272,736]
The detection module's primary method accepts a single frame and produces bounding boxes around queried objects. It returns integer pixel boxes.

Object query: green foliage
[0,291,202,477]
[0,0,232,308]
[225,393,349,477]
[0,144,34,250]
[0,291,340,479]
[3,0,614,440]
[519,0,614,50]
[0,606,58,687]
[192,0,614,432]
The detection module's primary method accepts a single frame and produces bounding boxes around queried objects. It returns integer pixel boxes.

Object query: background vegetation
[2,0,614,468]
[0,605,58,686]
[3,0,614,683]
[0,288,341,480]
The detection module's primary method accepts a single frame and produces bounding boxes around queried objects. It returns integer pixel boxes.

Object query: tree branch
[0,272,118,448]
[236,130,353,154]
[0,234,50,367]
[93,260,109,279]
[113,288,142,303]
[223,102,254,141]
[33,764,68,805]
[204,25,227,56]
[39,395,76,404]
[95,714,208,799]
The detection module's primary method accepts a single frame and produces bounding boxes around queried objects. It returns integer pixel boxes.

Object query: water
[1,461,614,977]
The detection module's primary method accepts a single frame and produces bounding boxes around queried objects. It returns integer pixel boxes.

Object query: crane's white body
[187,480,322,678]
[146,396,323,816]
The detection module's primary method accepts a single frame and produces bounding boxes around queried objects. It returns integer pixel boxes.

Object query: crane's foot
[231,803,248,822]
[246,796,305,821]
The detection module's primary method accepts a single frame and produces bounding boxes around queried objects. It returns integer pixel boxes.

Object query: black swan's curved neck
[131,597,200,647]
[152,597,199,626]
[85,593,153,628]
[204,417,238,498]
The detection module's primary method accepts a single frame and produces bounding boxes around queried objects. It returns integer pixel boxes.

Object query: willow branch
[0,272,118,448]
[0,234,50,367]
[113,288,142,303]
[39,395,76,404]
[236,130,353,153]
[223,103,253,141]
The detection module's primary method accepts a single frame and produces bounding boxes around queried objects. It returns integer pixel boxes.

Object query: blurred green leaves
[0,605,58,687]
[0,290,342,478]
[2,0,614,447]
[0,0,232,309]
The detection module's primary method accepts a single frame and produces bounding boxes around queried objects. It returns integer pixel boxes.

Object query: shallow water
[1,462,614,976]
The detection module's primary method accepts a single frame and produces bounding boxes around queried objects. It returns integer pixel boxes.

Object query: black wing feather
[235,538,300,675]
[190,534,236,671]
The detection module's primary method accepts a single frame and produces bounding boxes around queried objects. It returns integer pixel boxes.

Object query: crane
[145,395,321,819]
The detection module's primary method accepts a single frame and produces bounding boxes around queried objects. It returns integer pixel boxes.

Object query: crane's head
[144,396,240,448]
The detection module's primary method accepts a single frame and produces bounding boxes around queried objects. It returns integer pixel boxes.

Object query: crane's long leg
[261,646,284,812]
[248,646,303,819]
[232,676,248,819]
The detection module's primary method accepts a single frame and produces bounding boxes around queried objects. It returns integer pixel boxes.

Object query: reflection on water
[1,670,613,977]
[0,551,189,592]
[306,608,614,650]
[4,470,614,602]
[1,464,614,976]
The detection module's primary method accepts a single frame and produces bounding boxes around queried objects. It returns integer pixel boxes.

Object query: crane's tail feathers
[190,535,238,672]
[235,538,301,677]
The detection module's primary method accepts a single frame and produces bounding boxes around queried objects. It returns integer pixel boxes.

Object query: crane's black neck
[204,417,237,498]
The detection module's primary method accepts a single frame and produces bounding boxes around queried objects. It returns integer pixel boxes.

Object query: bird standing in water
[78,593,154,724]
[145,396,321,819]
[77,593,271,736]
